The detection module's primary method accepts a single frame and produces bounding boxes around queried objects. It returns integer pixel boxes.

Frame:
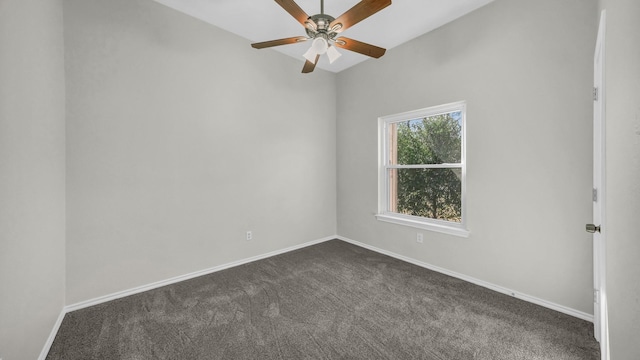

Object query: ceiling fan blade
[274,0,311,27]
[333,37,386,58]
[302,54,320,73]
[329,0,391,33]
[251,36,308,49]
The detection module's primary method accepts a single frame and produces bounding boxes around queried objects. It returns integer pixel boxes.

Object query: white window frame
[376,101,469,238]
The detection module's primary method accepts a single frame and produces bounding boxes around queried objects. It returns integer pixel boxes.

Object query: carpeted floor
[47,239,600,359]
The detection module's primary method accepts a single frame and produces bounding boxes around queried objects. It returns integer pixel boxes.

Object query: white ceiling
[153,0,494,73]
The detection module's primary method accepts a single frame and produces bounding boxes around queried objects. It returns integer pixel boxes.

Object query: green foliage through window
[390,112,462,222]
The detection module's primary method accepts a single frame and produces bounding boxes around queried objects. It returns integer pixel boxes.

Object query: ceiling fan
[251,0,392,73]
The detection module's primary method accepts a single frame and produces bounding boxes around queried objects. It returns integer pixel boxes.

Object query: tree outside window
[378,102,467,236]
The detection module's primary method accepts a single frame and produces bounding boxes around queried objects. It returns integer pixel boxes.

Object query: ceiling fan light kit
[302,38,326,62]
[251,0,392,73]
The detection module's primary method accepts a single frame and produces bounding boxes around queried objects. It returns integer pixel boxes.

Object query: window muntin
[378,102,467,236]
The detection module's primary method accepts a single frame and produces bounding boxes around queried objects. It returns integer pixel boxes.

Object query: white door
[591,9,609,360]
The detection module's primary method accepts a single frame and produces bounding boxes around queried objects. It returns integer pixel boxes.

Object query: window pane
[388,168,462,222]
[390,112,462,165]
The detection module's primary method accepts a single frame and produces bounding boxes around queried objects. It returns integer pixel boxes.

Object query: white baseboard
[64,236,335,313]
[336,236,594,323]
[38,309,65,360]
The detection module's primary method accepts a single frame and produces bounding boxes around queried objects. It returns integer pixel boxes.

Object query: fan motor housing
[306,14,337,39]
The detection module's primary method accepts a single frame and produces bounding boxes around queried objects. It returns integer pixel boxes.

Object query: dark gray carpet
[47,239,600,359]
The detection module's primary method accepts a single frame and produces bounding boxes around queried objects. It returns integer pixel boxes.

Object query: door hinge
[593,87,599,101]
[593,188,598,202]
[594,289,600,304]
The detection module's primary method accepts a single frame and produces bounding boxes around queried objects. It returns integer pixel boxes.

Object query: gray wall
[597,0,640,358]
[0,0,67,358]
[64,0,337,304]
[336,0,598,314]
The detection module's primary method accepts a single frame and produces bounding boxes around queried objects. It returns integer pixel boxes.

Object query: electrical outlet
[246,231,252,241]
[416,233,424,243]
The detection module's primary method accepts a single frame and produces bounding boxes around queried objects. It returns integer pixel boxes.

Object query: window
[377,101,468,237]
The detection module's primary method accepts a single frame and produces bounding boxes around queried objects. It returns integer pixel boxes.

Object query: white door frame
[593,9,609,360]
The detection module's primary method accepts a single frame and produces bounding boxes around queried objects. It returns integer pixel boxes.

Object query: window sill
[375,213,470,238]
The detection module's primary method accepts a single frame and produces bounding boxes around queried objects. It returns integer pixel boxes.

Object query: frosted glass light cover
[311,38,328,55]
[303,47,318,63]
[327,46,342,64]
